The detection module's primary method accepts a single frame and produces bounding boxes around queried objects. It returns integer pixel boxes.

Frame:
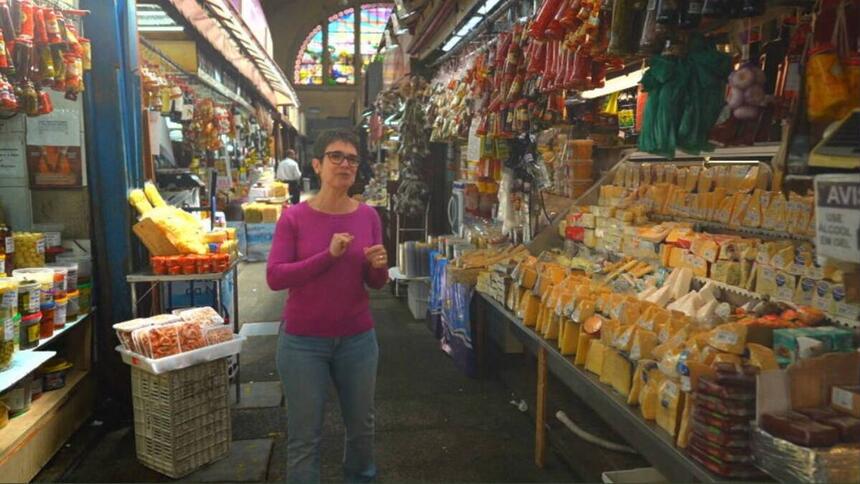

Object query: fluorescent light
[478,0,502,14]
[579,67,648,99]
[441,35,463,52]
[455,15,483,37]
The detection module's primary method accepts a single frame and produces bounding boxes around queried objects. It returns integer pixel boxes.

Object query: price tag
[36,238,45,254]
[45,232,61,248]
[815,174,860,263]
[2,290,16,308]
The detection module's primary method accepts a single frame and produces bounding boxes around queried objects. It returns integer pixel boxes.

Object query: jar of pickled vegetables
[1,313,14,371]
[0,223,13,274]
[12,232,45,268]
[0,277,17,315]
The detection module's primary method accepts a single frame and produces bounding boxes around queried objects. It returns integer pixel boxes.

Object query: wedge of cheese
[614,324,638,352]
[637,286,657,301]
[575,330,594,366]
[646,285,673,308]
[630,329,658,361]
[523,295,541,327]
[560,320,580,355]
[604,349,634,396]
[670,268,694,300]
[628,359,658,406]
[585,340,608,376]
[543,313,560,340]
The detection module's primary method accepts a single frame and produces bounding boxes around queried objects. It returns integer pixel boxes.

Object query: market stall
[390,0,860,481]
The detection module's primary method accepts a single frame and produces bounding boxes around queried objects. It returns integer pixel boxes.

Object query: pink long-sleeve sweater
[266,201,388,337]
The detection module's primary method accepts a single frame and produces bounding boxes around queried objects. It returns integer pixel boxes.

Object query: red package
[695,393,756,417]
[689,434,754,463]
[691,420,750,448]
[697,376,756,401]
[687,445,764,479]
[692,407,752,433]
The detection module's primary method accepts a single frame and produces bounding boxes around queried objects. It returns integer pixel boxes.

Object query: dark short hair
[286,149,297,158]
[313,129,359,161]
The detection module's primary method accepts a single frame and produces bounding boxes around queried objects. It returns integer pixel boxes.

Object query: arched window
[293,4,394,86]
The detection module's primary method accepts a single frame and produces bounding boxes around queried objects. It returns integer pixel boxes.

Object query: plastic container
[55,252,90,282]
[78,281,92,314]
[11,232,45,268]
[1,375,33,417]
[53,295,67,329]
[570,139,595,160]
[151,256,167,275]
[30,375,43,401]
[117,335,245,375]
[49,266,68,296]
[114,318,155,353]
[13,268,54,305]
[0,277,17,314]
[174,306,224,326]
[11,313,20,351]
[19,311,42,349]
[16,279,40,315]
[203,325,233,346]
[66,290,79,320]
[1,314,14,371]
[40,358,72,391]
[39,302,55,338]
[48,262,78,292]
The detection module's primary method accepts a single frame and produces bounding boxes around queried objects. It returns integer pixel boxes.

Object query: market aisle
[40,262,576,482]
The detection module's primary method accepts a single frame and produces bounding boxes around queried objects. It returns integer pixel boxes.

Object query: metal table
[475,292,717,483]
[126,261,241,401]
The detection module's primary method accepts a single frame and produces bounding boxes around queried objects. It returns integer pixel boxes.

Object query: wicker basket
[132,358,231,478]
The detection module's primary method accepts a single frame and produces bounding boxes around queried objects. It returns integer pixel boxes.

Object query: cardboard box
[832,385,860,418]
[772,327,855,367]
[757,353,860,419]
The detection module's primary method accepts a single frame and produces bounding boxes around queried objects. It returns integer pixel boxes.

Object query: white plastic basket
[117,335,245,375]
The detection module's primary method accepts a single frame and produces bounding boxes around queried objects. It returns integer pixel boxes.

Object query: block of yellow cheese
[676,393,695,448]
[640,370,665,420]
[523,295,541,327]
[575,330,594,366]
[584,340,607,376]
[708,323,748,355]
[691,236,720,263]
[560,320,579,355]
[656,380,685,437]
[630,329,658,361]
[604,349,634,397]
[668,247,690,269]
[543,313,560,340]
[628,359,658,406]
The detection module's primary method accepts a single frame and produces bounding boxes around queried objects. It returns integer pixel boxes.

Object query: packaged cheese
[657,380,685,436]
[560,320,579,355]
[628,359,658,406]
[640,369,665,420]
[604,349,634,396]
[729,194,751,227]
[763,192,788,232]
[708,323,748,355]
[630,329,659,361]
[677,394,695,448]
[746,343,778,371]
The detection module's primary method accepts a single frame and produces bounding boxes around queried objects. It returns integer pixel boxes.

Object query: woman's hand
[363,245,388,269]
[329,233,354,258]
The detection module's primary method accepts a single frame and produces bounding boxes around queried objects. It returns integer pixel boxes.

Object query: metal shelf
[477,293,717,483]
[126,260,239,283]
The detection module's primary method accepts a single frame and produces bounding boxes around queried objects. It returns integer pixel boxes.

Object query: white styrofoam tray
[116,335,245,375]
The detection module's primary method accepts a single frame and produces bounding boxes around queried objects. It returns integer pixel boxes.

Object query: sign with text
[26,145,83,188]
[815,174,860,263]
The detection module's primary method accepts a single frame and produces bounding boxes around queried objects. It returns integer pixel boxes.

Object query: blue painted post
[81,0,144,399]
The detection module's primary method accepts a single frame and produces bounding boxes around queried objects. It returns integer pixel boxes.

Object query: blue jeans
[276,328,378,483]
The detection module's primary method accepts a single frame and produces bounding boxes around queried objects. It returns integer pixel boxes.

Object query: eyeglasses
[324,151,360,167]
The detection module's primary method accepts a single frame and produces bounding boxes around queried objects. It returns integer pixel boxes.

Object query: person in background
[267,129,388,483]
[277,148,302,205]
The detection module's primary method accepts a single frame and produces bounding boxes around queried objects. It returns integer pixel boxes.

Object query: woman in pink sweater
[267,130,388,483]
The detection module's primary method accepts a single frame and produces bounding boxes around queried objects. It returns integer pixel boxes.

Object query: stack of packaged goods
[114,306,233,360]
[688,368,762,479]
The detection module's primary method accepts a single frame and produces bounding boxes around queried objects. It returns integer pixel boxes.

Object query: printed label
[3,317,12,340]
[36,238,45,254]
[2,290,16,308]
[714,330,739,346]
[45,232,61,248]
[5,237,13,253]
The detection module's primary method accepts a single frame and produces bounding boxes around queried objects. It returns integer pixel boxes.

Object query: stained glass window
[293,4,393,86]
[295,25,323,85]
[327,8,355,85]
[360,4,394,69]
